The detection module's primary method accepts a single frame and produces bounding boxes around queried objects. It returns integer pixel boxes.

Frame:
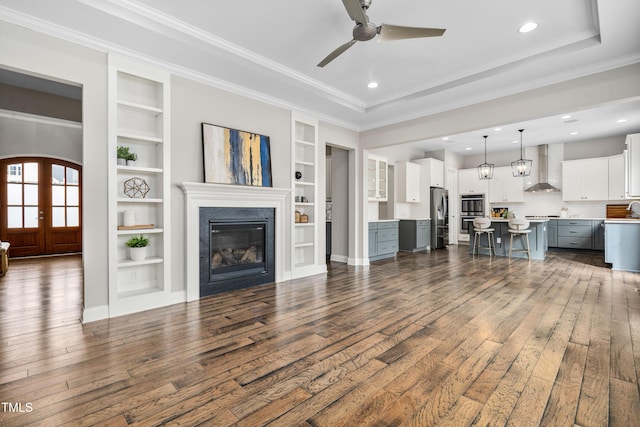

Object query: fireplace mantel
[180,182,291,301]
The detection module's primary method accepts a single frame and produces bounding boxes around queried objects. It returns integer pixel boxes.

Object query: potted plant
[125,235,150,261]
[117,145,130,166]
[126,151,138,166]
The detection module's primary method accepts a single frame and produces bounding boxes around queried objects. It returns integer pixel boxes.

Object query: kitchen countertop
[369,219,400,222]
[605,218,640,224]
[464,218,548,223]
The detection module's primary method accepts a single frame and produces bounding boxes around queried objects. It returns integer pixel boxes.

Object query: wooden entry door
[0,158,82,257]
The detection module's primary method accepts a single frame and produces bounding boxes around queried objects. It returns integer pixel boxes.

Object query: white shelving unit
[292,113,326,279]
[108,55,172,316]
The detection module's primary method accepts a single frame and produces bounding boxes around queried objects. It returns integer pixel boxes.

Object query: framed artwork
[202,123,272,187]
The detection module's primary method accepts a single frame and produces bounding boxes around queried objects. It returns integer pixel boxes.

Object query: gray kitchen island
[466,218,549,260]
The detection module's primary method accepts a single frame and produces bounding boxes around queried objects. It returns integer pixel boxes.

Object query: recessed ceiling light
[512,140,519,144]
[561,115,571,119]
[518,22,538,33]
[442,137,449,141]
[570,131,579,135]
[367,81,378,89]
[465,147,472,151]
[617,118,627,123]
[493,127,502,132]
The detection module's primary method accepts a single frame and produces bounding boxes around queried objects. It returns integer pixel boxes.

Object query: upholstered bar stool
[508,218,531,261]
[472,218,495,256]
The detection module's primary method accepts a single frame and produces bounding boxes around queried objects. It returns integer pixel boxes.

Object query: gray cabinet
[555,219,605,250]
[399,220,431,252]
[592,220,605,250]
[557,219,592,249]
[547,219,558,248]
[605,222,640,272]
[369,221,399,261]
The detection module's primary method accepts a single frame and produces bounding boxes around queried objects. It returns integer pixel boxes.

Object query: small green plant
[125,235,150,248]
[117,145,131,159]
[127,152,137,161]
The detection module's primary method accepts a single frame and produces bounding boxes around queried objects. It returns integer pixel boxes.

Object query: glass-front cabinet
[368,154,388,201]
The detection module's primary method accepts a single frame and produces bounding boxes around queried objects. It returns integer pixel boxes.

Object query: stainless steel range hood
[524,145,560,192]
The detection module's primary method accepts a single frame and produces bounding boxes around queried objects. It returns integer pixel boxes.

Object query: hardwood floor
[1,247,639,426]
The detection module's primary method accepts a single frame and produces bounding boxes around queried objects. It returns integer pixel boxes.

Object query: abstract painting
[202,123,272,187]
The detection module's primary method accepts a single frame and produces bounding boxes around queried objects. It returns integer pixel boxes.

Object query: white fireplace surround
[180,182,291,301]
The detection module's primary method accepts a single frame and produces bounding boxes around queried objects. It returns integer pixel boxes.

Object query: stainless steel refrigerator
[430,187,449,249]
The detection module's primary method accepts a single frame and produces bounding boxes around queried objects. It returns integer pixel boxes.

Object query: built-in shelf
[292,113,326,279]
[108,54,172,318]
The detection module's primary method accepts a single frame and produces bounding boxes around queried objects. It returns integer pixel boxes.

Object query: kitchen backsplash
[490,191,609,218]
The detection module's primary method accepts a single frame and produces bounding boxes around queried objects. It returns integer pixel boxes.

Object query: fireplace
[199,207,275,296]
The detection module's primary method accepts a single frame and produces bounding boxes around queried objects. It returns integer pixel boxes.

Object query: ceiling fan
[318,0,446,67]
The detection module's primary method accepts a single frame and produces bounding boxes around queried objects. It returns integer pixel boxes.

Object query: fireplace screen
[210,222,266,281]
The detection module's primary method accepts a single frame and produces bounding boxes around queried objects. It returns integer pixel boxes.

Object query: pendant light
[477,135,494,179]
[511,129,532,177]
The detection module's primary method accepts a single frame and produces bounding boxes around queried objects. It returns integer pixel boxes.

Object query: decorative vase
[126,159,136,166]
[129,246,147,261]
[117,158,126,166]
[123,210,136,227]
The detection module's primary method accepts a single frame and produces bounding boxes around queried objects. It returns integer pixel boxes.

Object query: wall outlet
[496,237,502,244]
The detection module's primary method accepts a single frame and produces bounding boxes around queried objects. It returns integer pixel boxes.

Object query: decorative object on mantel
[511,129,532,177]
[202,122,273,187]
[295,210,301,223]
[123,177,150,199]
[477,135,494,180]
[300,213,309,223]
[295,170,302,181]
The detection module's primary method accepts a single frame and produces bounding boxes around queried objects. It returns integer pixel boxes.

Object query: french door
[0,157,82,257]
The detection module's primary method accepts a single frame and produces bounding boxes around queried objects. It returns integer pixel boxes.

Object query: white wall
[1,21,109,317]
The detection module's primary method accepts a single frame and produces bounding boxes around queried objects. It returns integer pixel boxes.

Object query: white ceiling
[1,0,639,154]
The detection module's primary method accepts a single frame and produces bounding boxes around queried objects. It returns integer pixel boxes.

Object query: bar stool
[472,218,495,256]
[508,218,531,261]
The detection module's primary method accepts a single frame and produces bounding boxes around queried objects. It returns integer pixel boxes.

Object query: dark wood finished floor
[1,247,639,426]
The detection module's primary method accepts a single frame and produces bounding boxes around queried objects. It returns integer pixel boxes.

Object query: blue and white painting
[202,123,272,187]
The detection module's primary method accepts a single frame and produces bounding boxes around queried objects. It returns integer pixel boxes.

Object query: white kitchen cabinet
[396,161,421,203]
[626,133,640,198]
[368,154,388,201]
[458,168,488,195]
[413,158,444,188]
[609,154,626,200]
[489,166,524,203]
[562,157,609,201]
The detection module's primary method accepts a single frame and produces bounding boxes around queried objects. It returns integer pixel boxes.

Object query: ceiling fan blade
[317,39,358,67]
[341,0,368,24]
[378,24,446,42]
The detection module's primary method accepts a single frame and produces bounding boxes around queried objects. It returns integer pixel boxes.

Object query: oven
[460,194,485,235]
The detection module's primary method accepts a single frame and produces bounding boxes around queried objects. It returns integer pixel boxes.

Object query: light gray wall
[170,75,293,290]
[564,135,626,160]
[0,116,82,163]
[1,20,108,315]
[330,147,349,260]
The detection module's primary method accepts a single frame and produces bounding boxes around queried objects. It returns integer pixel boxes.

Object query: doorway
[0,157,82,256]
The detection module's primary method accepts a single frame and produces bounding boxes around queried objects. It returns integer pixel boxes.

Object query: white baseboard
[81,305,109,323]
[348,257,370,266]
[330,254,348,263]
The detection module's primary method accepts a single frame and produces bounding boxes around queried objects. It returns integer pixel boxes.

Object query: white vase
[123,210,136,227]
[126,159,136,166]
[129,246,147,262]
[117,158,126,166]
